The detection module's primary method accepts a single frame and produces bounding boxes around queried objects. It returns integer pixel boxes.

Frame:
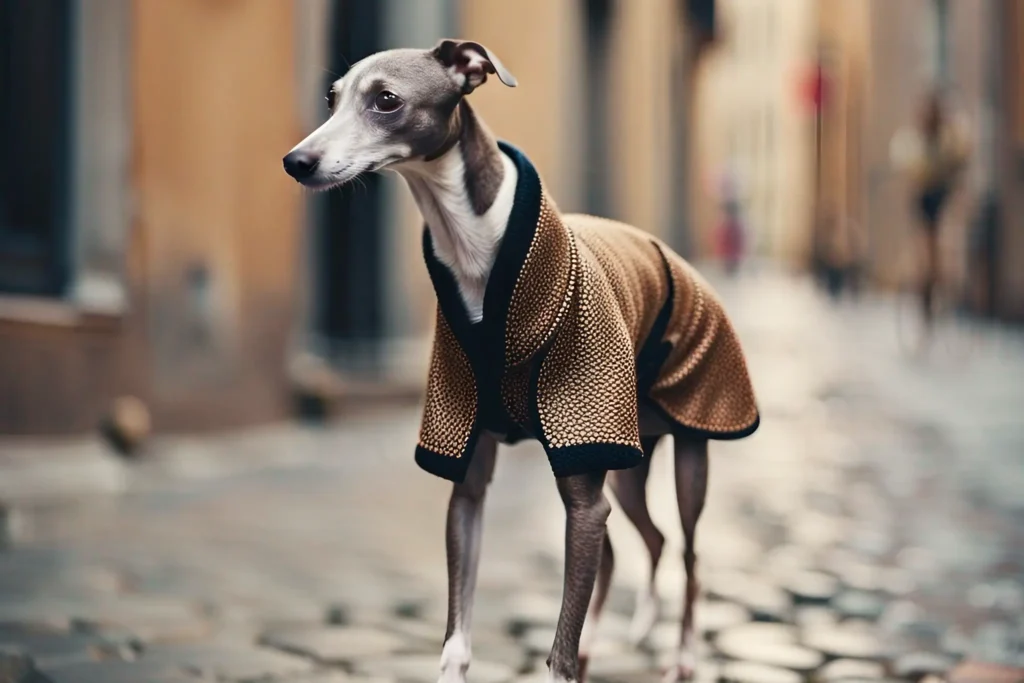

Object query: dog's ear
[433,39,517,93]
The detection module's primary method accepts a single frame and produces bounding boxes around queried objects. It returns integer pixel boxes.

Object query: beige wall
[461,0,582,203]
[694,0,816,264]
[607,0,676,240]
[817,0,872,264]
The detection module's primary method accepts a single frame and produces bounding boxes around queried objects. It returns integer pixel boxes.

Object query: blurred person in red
[715,167,746,275]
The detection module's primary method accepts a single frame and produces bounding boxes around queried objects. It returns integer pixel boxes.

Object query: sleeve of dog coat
[415,311,480,482]
[533,262,643,478]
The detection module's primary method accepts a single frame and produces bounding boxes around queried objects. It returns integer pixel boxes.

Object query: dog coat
[416,143,759,482]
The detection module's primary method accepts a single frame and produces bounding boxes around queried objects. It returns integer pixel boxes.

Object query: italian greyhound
[283,41,708,683]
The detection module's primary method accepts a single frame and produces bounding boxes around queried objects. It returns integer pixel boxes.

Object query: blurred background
[0,1,1022,682]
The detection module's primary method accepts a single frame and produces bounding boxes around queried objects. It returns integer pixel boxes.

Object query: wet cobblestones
[1,270,1022,682]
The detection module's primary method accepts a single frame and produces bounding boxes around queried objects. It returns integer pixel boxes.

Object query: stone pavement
[1,268,1023,682]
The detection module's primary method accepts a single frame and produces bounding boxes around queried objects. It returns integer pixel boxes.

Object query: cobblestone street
[1,269,1022,683]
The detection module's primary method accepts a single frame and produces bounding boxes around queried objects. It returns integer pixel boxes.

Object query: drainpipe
[977,0,1003,316]
[934,0,949,87]
[965,0,1001,317]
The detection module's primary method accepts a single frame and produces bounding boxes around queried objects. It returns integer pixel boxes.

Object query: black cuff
[415,446,472,483]
[546,443,644,478]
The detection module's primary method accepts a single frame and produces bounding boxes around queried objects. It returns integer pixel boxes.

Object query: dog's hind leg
[608,435,665,645]
[662,436,708,683]
[577,530,613,682]
[438,434,498,683]
[548,470,611,683]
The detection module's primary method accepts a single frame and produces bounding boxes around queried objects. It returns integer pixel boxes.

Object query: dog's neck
[396,100,517,323]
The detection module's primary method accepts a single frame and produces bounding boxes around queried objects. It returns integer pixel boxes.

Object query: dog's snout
[283,150,321,180]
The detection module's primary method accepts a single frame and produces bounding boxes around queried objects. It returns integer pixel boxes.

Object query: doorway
[0,0,73,296]
[314,0,387,367]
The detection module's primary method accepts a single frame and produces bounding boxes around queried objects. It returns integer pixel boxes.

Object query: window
[0,0,73,296]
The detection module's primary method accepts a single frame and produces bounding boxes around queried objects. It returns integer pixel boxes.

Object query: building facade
[0,0,711,435]
[0,0,303,434]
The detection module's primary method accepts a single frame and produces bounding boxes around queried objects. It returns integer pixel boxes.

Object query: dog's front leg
[547,470,611,683]
[438,434,498,683]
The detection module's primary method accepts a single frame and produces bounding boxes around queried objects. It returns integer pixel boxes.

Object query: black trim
[642,396,762,441]
[548,443,644,478]
[634,242,761,442]
[414,427,480,483]
[525,303,645,478]
[422,141,543,433]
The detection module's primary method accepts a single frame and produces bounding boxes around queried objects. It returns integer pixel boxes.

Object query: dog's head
[283,40,516,190]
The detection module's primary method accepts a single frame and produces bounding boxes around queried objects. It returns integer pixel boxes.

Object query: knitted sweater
[416,143,759,482]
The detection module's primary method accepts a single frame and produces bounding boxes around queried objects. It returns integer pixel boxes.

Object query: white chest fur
[398,147,517,323]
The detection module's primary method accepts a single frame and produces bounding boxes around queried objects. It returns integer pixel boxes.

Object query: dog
[284,40,760,683]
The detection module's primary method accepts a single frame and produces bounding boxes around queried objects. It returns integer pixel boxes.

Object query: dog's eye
[373,90,403,113]
[326,89,336,111]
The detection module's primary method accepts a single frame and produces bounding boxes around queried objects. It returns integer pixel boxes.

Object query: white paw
[545,672,574,683]
[438,669,468,683]
[661,662,695,683]
[661,643,697,682]
[628,585,660,645]
[438,633,470,683]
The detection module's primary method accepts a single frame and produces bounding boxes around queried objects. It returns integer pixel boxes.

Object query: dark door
[0,0,73,295]
[315,0,386,362]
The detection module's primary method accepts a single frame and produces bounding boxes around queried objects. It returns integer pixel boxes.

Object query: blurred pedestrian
[890,88,971,329]
[715,167,746,275]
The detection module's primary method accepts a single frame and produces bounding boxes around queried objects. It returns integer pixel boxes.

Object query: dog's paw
[437,668,468,683]
[628,586,660,646]
[661,661,695,683]
[545,673,576,683]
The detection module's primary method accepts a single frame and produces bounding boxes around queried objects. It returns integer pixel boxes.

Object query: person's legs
[917,188,946,331]
[924,229,939,324]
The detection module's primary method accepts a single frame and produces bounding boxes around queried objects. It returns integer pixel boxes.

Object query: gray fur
[283,42,516,190]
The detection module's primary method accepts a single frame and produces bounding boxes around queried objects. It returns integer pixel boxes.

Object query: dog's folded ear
[433,39,518,93]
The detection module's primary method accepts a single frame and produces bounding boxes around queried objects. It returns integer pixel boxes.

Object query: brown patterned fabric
[419,312,477,459]
[415,143,758,482]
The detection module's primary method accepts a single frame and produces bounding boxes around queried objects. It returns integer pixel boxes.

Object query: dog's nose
[283,150,320,180]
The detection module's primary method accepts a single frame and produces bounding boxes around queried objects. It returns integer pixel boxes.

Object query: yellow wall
[134,0,301,426]
[460,0,582,203]
[607,0,676,239]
